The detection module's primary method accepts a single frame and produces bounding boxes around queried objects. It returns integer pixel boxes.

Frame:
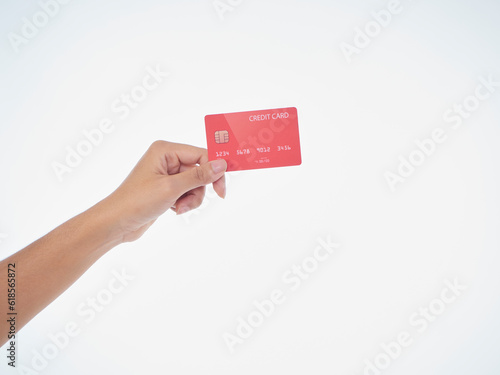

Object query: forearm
[0,198,124,346]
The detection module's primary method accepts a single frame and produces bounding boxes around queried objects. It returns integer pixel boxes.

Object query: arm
[0,141,227,346]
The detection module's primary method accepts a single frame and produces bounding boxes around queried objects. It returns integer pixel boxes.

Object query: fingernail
[177,206,190,215]
[211,159,227,174]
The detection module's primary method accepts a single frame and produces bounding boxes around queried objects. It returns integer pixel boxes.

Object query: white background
[1,0,500,374]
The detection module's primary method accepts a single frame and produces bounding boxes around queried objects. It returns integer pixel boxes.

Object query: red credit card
[205,107,302,171]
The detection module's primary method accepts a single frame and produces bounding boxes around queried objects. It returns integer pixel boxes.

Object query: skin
[0,141,227,347]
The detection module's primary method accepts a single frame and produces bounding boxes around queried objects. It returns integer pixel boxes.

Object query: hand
[103,140,227,242]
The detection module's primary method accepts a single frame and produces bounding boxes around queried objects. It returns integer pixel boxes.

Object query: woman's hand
[104,140,227,242]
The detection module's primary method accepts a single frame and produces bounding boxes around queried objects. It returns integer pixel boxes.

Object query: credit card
[205,107,302,171]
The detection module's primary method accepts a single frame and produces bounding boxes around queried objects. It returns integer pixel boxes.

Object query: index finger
[154,141,227,198]
[150,141,209,175]
[169,142,209,166]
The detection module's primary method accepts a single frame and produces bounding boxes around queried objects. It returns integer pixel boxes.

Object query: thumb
[168,159,227,197]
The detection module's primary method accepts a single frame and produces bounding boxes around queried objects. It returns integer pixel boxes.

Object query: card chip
[214,130,229,144]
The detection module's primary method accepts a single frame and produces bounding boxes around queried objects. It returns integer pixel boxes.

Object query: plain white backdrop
[1,0,500,374]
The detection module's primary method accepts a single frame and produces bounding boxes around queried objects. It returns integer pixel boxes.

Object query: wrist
[85,197,128,250]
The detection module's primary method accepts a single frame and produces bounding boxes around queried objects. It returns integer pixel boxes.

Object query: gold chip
[214,130,229,144]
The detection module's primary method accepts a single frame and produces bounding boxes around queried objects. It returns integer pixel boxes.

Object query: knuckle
[193,166,207,183]
[150,140,168,151]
